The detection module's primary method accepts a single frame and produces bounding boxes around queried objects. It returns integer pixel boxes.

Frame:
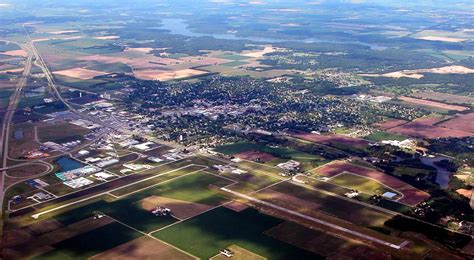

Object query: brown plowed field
[288,130,370,147]
[400,96,469,111]
[439,113,474,133]
[388,117,473,139]
[234,150,277,162]
[90,236,196,260]
[373,119,409,130]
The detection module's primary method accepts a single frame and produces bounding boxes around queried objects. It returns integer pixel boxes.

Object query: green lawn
[364,131,408,142]
[153,207,320,259]
[34,222,142,260]
[328,172,399,195]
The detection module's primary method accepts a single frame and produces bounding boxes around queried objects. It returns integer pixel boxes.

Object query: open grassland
[153,207,319,259]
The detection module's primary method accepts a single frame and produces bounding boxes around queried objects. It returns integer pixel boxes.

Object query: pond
[56,156,84,172]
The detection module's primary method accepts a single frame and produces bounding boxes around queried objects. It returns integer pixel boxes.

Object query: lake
[158,18,387,50]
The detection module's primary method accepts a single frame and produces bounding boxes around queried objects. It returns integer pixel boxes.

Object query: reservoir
[56,156,84,172]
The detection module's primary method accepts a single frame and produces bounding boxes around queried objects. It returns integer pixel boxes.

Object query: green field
[51,172,231,232]
[153,207,320,259]
[364,131,408,142]
[237,161,283,177]
[111,164,206,196]
[221,60,250,67]
[54,74,109,92]
[217,53,253,61]
[328,172,399,195]
[152,172,232,205]
[34,222,141,260]
[215,142,327,167]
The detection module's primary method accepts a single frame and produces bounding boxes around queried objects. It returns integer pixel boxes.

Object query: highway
[0,45,33,214]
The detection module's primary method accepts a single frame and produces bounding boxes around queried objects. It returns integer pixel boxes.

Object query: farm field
[89,236,196,260]
[399,96,469,111]
[153,207,319,259]
[33,222,142,260]
[438,113,474,133]
[373,119,409,130]
[411,91,474,106]
[287,130,370,148]
[388,117,473,139]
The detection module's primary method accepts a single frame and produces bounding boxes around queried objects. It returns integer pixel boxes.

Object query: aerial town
[0,0,473,259]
